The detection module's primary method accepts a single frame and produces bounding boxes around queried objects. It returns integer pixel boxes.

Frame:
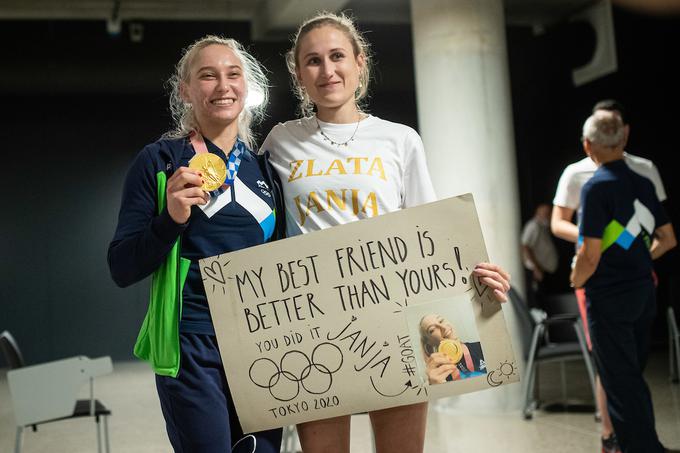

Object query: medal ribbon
[225,140,245,187]
[189,131,245,196]
[456,344,475,374]
[189,130,210,155]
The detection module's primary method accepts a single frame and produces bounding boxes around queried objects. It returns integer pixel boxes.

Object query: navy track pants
[155,333,282,453]
[588,282,664,453]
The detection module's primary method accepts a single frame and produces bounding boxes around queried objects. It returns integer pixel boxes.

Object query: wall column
[411,0,524,410]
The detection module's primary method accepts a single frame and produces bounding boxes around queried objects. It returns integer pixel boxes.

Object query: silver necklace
[316,115,361,147]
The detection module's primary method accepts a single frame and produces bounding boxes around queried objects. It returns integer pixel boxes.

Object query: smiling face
[295,25,364,119]
[181,44,246,132]
[420,314,458,348]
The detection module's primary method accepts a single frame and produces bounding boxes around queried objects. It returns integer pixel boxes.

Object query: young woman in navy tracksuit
[108,36,284,453]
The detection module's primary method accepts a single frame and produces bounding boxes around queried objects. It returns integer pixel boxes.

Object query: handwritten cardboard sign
[201,194,518,432]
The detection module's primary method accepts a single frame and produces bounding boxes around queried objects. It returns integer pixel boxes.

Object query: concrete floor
[1,351,679,452]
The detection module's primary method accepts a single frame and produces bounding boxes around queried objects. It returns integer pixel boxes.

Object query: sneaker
[602,434,621,453]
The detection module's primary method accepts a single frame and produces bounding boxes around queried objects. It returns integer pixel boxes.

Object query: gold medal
[189,153,227,191]
[438,339,463,363]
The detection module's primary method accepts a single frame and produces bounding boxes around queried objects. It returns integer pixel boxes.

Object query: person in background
[260,12,511,453]
[551,99,667,453]
[571,110,676,453]
[108,35,285,452]
[521,203,558,308]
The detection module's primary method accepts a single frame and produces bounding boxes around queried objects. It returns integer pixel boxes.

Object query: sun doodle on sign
[486,360,517,387]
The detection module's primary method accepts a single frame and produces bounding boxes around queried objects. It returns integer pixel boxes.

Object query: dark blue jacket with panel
[108,136,286,377]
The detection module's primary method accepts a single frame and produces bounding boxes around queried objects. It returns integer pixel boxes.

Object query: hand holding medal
[165,166,211,225]
[188,131,244,194]
[189,153,227,191]
[425,350,459,384]
[425,342,464,384]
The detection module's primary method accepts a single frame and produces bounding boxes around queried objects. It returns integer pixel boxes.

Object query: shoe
[602,434,621,453]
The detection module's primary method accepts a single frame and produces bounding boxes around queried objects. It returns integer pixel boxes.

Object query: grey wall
[1,94,159,363]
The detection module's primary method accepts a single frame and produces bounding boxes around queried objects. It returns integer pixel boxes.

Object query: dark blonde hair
[286,12,372,117]
[420,314,439,357]
[164,35,269,149]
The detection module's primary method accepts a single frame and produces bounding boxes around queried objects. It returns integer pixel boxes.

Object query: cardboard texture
[201,194,518,432]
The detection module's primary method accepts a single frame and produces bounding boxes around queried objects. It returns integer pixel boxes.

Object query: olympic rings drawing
[248,342,344,402]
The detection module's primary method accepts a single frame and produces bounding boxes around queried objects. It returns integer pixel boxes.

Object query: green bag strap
[133,171,189,378]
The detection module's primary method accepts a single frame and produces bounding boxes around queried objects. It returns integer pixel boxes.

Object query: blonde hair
[286,12,372,117]
[164,35,269,149]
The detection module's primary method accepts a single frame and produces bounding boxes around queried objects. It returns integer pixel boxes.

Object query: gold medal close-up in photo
[189,153,227,191]
[438,339,463,364]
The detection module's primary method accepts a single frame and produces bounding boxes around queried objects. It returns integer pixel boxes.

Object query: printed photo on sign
[406,296,487,386]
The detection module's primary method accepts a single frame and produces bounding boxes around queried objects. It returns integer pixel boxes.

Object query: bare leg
[597,376,615,438]
[370,402,428,453]
[297,415,351,453]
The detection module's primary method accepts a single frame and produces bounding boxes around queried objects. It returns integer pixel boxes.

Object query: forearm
[570,239,601,288]
[108,147,187,287]
[650,240,666,260]
[551,218,579,243]
[650,223,677,260]
[108,209,185,287]
[570,254,597,288]
[551,206,578,243]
